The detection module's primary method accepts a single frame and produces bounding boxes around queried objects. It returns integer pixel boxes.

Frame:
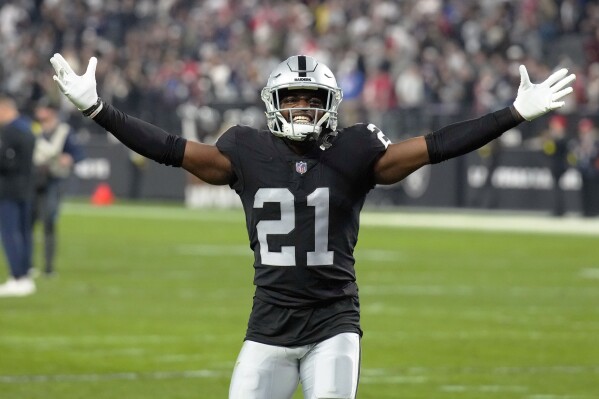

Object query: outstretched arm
[374,65,576,185]
[50,53,232,185]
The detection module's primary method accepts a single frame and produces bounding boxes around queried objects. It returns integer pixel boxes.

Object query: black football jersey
[216,123,389,345]
[217,124,388,305]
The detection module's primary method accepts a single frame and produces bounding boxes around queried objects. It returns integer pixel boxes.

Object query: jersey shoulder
[217,124,263,143]
[334,123,390,153]
[216,125,268,154]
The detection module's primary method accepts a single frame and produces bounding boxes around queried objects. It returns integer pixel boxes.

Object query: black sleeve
[92,102,187,167]
[425,106,524,164]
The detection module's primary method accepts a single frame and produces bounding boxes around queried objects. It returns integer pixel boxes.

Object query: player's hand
[513,65,576,121]
[50,53,98,111]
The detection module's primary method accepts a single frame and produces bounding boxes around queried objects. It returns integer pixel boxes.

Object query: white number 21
[254,187,334,266]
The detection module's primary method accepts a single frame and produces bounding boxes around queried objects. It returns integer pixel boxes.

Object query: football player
[50,53,575,399]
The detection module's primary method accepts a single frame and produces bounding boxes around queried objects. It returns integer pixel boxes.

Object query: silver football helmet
[261,55,343,141]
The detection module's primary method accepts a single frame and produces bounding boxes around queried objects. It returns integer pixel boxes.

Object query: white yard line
[0,369,227,384]
[361,212,599,236]
[3,365,597,384]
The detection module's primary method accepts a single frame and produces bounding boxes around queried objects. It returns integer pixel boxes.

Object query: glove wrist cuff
[82,98,103,119]
[509,104,526,123]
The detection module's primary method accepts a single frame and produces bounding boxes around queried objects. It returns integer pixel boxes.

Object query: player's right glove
[50,53,100,115]
[513,65,576,121]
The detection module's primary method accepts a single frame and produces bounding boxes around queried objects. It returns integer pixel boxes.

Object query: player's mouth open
[293,115,312,124]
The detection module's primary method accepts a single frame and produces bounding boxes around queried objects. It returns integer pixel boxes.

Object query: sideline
[63,203,599,236]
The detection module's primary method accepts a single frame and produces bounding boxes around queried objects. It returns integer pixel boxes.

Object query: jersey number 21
[254,187,333,266]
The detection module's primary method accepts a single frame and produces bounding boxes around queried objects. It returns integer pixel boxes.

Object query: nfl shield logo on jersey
[295,161,308,175]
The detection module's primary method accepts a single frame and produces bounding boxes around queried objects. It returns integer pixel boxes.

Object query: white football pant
[229,332,360,399]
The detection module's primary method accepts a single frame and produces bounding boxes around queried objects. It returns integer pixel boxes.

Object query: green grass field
[1,202,598,398]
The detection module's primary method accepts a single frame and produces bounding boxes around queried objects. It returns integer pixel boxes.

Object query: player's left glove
[513,65,576,121]
[50,53,99,112]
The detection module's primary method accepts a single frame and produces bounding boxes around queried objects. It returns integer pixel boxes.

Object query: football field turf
[1,202,598,398]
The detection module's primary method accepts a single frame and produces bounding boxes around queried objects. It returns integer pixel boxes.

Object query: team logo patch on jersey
[295,161,308,174]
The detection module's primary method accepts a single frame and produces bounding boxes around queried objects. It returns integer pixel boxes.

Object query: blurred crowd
[1,0,599,139]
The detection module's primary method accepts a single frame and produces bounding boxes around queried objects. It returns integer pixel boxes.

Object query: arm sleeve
[425,106,524,164]
[92,102,186,167]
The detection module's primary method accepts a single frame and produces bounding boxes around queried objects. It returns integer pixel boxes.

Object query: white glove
[50,53,98,111]
[513,65,576,121]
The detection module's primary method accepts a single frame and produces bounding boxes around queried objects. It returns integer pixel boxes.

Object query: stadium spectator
[1,0,594,138]
[585,62,599,109]
[362,59,395,132]
[126,149,147,200]
[394,62,425,134]
[572,117,599,216]
[32,98,85,276]
[541,114,571,216]
[50,51,575,398]
[0,95,36,297]
[472,139,503,209]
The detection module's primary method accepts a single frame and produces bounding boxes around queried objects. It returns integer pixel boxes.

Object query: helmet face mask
[261,55,343,141]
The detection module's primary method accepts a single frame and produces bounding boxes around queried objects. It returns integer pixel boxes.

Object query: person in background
[542,114,571,216]
[0,95,36,297]
[473,139,503,209]
[32,99,85,276]
[127,149,147,200]
[572,118,599,217]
